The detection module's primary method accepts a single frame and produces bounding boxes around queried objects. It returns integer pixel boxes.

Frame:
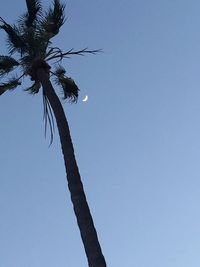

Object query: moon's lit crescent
[82,95,88,102]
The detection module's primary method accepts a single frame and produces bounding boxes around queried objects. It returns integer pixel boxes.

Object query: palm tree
[0,1,106,266]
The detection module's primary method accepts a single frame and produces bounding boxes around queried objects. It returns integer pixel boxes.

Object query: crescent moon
[82,95,88,102]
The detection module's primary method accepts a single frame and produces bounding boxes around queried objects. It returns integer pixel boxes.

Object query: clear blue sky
[1,0,200,266]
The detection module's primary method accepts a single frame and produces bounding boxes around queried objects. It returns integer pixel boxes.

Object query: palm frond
[25,80,41,94]
[0,77,21,95]
[0,18,26,54]
[20,55,34,74]
[41,0,65,39]
[25,0,42,27]
[22,27,47,58]
[54,64,66,76]
[0,55,19,76]
[54,65,79,102]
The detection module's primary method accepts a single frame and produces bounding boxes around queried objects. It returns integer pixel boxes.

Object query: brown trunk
[36,67,107,267]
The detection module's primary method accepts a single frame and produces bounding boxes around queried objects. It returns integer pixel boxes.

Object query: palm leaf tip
[0,19,25,53]
[0,78,21,95]
[25,81,41,94]
[25,0,42,27]
[42,0,65,38]
[0,56,19,76]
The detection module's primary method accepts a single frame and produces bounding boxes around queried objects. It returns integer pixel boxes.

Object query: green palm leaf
[54,65,79,102]
[0,78,21,95]
[0,56,19,76]
[22,27,47,59]
[0,18,26,54]
[41,0,65,39]
[25,0,42,27]
[25,80,41,94]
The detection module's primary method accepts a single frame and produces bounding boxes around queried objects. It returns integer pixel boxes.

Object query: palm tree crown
[0,0,99,142]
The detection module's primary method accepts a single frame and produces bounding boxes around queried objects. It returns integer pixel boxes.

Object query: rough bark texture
[36,67,107,267]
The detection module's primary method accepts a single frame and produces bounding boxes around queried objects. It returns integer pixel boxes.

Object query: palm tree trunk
[36,67,107,267]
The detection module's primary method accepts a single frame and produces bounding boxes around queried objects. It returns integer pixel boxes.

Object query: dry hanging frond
[25,0,42,27]
[42,90,55,146]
